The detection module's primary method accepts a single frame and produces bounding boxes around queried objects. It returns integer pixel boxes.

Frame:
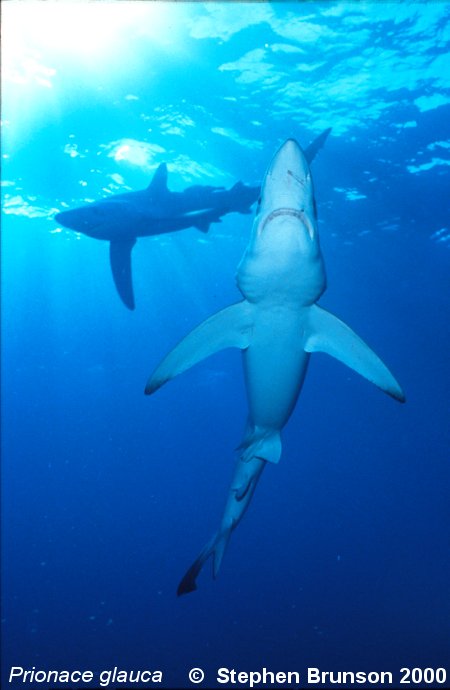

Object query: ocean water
[1,2,449,689]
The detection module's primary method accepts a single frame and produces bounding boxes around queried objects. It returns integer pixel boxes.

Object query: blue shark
[55,165,259,309]
[145,132,405,595]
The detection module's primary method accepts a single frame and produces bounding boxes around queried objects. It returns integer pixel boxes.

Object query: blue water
[2,2,449,689]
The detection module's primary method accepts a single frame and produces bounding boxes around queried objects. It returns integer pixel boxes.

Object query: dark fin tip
[177,578,197,597]
[372,382,405,404]
[388,387,406,404]
[144,378,165,396]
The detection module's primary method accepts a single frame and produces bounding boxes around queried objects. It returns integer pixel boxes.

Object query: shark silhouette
[55,164,259,309]
[145,130,405,594]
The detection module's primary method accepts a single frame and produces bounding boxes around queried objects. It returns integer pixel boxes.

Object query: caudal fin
[177,529,231,596]
[177,455,266,595]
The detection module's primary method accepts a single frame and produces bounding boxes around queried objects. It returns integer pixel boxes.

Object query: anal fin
[239,429,282,464]
[109,238,137,310]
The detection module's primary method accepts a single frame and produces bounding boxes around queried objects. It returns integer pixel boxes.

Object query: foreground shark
[55,165,259,309]
[145,133,405,595]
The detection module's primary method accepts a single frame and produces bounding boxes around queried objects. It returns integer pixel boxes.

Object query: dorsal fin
[147,163,168,193]
[304,127,332,165]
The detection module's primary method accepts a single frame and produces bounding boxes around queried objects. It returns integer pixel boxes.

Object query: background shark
[55,164,259,309]
[145,132,404,594]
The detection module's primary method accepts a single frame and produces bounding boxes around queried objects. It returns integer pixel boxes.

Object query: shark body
[55,164,259,309]
[145,132,405,595]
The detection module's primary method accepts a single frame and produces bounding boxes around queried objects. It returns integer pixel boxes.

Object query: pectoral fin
[305,304,405,402]
[145,301,254,394]
[193,212,222,233]
[109,238,137,310]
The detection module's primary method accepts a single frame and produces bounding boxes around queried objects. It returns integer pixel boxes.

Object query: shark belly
[244,307,309,431]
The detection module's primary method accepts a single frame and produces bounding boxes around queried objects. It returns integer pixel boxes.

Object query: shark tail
[177,529,232,596]
[177,455,266,595]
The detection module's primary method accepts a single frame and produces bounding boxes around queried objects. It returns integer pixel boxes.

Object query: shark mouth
[261,207,314,238]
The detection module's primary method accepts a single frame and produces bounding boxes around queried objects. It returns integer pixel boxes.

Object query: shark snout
[55,211,79,230]
[55,207,104,235]
[280,138,303,157]
[270,138,309,180]
[259,138,312,220]
[55,209,85,231]
[267,139,310,190]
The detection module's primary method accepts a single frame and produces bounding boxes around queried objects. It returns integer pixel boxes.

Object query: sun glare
[2,1,178,86]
